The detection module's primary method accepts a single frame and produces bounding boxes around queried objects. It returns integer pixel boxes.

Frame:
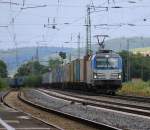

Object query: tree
[15,61,49,77]
[142,56,150,81]
[48,58,62,70]
[119,51,150,81]
[0,60,7,78]
[24,74,42,87]
[119,51,129,82]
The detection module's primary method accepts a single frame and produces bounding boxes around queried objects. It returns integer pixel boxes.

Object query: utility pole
[77,33,81,59]
[15,41,19,68]
[84,5,91,83]
[119,43,122,51]
[11,17,19,69]
[36,42,39,62]
[127,39,130,81]
[13,33,19,69]
[69,53,71,62]
[85,5,108,56]
[141,37,144,80]
[85,5,92,57]
[31,56,34,75]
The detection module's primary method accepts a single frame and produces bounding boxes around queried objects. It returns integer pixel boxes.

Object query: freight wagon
[8,76,26,88]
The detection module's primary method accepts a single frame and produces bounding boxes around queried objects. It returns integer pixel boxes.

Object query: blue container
[73,61,76,82]
[76,60,80,82]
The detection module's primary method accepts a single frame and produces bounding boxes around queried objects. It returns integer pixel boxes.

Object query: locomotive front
[91,50,122,93]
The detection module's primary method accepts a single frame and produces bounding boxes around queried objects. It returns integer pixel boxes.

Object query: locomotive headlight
[94,74,97,79]
[118,74,122,79]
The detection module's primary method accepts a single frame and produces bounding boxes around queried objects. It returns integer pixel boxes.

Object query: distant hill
[93,37,150,52]
[0,47,73,76]
[73,37,150,58]
[0,37,149,76]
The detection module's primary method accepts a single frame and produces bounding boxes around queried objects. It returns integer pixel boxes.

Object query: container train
[42,49,122,94]
[8,49,122,94]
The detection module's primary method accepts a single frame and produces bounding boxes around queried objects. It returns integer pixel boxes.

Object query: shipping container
[64,63,70,82]
[61,66,64,83]
[63,65,66,82]
[42,72,52,84]
[80,59,84,82]
[73,60,76,82]
[57,66,63,83]
[54,66,59,83]
[74,59,80,82]
[70,62,74,82]
[86,60,92,84]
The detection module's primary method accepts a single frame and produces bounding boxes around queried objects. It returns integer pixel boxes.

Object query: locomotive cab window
[96,57,119,69]
[108,58,119,69]
[96,58,107,69]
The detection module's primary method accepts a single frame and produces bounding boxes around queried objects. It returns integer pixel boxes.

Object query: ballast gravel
[54,90,150,108]
[23,89,150,130]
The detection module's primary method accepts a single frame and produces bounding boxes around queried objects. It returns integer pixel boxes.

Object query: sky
[0,0,150,49]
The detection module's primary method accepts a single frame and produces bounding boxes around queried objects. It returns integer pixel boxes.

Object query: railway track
[103,94,150,103]
[39,89,150,117]
[1,90,62,130]
[42,88,150,103]
[3,90,121,130]
[72,88,150,102]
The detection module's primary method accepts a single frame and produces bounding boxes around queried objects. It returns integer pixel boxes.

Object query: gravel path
[4,91,99,130]
[24,89,150,130]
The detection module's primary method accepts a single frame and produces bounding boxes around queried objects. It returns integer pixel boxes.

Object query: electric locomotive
[91,49,122,94]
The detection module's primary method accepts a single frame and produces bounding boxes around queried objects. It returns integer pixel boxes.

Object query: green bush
[118,80,150,96]
[25,74,42,87]
[119,51,150,81]
[0,78,8,90]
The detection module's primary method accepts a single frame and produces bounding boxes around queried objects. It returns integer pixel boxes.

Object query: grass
[118,80,150,97]
[0,78,9,91]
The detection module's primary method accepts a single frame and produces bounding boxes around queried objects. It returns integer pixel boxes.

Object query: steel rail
[42,88,150,103]
[39,89,150,117]
[19,91,122,130]
[1,90,64,130]
[103,94,150,103]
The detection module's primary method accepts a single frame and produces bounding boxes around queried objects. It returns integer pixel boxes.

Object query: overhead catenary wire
[22,0,25,7]
[1,1,149,8]
[0,1,19,6]
[21,5,47,10]
[0,0,150,50]
[0,0,146,70]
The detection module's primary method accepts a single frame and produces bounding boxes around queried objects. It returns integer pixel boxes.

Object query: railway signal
[59,52,66,59]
